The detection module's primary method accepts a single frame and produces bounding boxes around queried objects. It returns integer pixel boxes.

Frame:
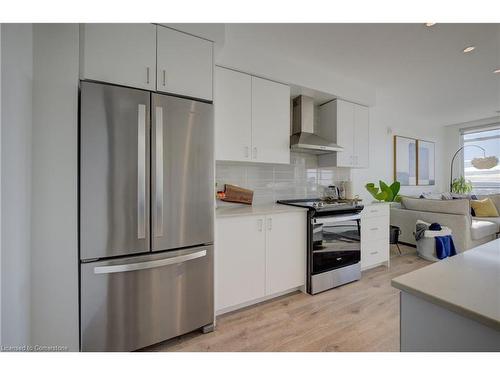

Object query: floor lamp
[449,144,499,192]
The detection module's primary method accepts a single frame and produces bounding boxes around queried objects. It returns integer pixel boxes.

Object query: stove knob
[318,202,324,208]
[312,202,318,207]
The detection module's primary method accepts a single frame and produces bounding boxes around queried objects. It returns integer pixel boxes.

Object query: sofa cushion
[470,220,498,240]
[401,196,470,216]
[470,198,499,217]
[473,216,500,232]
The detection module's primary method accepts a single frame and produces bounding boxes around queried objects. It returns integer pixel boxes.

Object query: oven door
[311,214,361,275]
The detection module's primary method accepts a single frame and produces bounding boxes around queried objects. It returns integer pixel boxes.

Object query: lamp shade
[471,156,499,169]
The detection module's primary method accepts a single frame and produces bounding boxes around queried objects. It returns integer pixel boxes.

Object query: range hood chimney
[290,95,343,154]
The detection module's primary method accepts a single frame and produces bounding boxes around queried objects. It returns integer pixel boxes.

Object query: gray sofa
[390,196,498,253]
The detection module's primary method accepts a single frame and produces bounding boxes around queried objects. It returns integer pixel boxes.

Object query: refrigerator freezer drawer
[80,245,214,352]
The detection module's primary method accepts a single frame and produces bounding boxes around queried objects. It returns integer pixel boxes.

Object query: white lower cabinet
[361,203,390,270]
[215,215,266,311]
[265,213,306,295]
[216,211,306,314]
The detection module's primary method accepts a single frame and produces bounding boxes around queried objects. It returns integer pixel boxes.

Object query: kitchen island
[392,239,500,351]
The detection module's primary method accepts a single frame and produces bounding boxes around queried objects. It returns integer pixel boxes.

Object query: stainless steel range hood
[290,95,343,154]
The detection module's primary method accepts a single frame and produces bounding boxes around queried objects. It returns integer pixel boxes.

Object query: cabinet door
[251,77,291,164]
[336,100,355,167]
[81,24,156,90]
[361,237,390,269]
[215,216,266,311]
[156,26,213,100]
[266,213,306,295]
[214,67,252,162]
[361,207,390,269]
[354,104,369,168]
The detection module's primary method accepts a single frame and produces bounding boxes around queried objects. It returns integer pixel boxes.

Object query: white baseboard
[215,286,304,316]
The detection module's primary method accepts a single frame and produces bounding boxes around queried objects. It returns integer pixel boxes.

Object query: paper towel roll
[343,181,353,200]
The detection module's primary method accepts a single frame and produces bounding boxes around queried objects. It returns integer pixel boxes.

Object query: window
[462,127,500,194]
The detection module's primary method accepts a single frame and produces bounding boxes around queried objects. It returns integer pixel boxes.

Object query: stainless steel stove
[277,198,364,294]
[277,198,363,214]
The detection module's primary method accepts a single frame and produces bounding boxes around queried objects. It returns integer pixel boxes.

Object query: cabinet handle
[146,67,150,84]
[370,209,378,213]
[244,146,249,158]
[253,147,257,159]
[257,219,263,232]
[162,70,166,86]
[370,251,378,255]
[267,218,272,231]
[370,227,379,231]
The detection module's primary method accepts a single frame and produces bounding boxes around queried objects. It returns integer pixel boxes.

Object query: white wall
[216,25,376,106]
[31,24,79,351]
[351,91,447,202]
[161,23,225,45]
[0,23,33,347]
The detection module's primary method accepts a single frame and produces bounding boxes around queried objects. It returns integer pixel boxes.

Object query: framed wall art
[394,136,417,186]
[393,135,436,186]
[417,140,435,186]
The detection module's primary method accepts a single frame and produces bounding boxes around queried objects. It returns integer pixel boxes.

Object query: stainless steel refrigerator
[79,81,214,352]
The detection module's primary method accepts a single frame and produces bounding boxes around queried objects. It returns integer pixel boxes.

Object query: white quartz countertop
[216,203,309,218]
[392,240,500,330]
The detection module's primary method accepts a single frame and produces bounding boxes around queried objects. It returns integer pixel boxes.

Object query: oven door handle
[313,214,361,224]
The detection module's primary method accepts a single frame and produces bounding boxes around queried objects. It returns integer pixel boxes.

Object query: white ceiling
[221,23,500,126]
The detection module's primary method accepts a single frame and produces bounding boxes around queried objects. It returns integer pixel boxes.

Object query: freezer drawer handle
[137,104,147,239]
[314,214,361,225]
[93,249,207,274]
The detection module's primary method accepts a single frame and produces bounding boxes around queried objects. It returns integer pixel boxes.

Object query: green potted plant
[365,180,401,203]
[451,176,473,194]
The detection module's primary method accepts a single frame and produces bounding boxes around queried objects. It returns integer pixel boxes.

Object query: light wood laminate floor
[145,245,429,352]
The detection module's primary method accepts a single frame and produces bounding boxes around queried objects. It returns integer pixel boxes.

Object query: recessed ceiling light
[425,23,436,27]
[494,68,500,74]
[463,46,475,53]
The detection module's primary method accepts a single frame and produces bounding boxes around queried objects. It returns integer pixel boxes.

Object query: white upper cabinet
[156,26,213,100]
[80,24,213,99]
[80,24,157,91]
[354,104,369,168]
[336,100,355,167]
[251,77,291,164]
[214,67,252,162]
[318,99,369,168]
[214,67,291,164]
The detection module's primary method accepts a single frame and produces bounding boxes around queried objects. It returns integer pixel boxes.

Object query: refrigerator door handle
[137,104,147,239]
[93,249,207,274]
[154,106,164,237]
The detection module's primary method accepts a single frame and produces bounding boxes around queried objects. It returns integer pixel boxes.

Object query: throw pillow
[420,192,443,200]
[441,192,453,200]
[470,198,500,217]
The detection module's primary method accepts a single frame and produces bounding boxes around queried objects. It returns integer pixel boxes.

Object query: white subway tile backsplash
[216,152,352,205]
